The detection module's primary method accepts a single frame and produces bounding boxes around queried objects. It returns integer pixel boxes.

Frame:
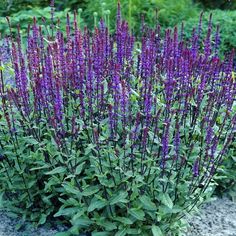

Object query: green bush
[195,0,236,10]
[0,0,87,17]
[82,0,200,33]
[181,10,236,56]
[0,0,201,40]
[0,0,49,16]
[0,7,84,39]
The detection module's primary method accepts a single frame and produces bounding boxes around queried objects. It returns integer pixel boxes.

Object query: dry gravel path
[0,212,65,236]
[185,197,236,236]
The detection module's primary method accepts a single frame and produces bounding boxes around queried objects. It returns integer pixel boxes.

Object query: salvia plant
[0,1,235,235]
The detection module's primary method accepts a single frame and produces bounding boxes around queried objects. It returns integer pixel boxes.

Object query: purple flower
[2,4,236,197]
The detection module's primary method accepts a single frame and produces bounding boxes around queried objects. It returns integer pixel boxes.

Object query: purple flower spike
[193,158,199,177]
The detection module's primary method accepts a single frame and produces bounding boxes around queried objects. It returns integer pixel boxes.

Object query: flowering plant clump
[0,2,235,235]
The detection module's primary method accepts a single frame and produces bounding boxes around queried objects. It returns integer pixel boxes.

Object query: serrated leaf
[102,221,117,231]
[126,228,141,234]
[140,195,157,211]
[110,191,128,205]
[82,186,100,196]
[92,232,110,236]
[114,217,133,225]
[73,218,93,227]
[115,228,127,236]
[45,166,66,175]
[88,199,107,212]
[160,193,173,209]
[128,208,145,221]
[64,174,75,180]
[62,184,81,196]
[38,214,47,225]
[24,137,39,145]
[151,225,163,236]
[75,162,85,175]
[30,164,50,171]
[54,207,78,217]
[85,144,97,155]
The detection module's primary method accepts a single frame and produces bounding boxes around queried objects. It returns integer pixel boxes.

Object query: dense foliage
[0,0,200,37]
[196,0,236,10]
[182,10,236,56]
[0,7,84,39]
[0,2,236,236]
[1,1,236,56]
[0,0,49,16]
[82,0,200,33]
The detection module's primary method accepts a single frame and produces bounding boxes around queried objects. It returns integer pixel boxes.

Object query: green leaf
[140,195,157,211]
[126,228,141,234]
[128,208,145,221]
[64,174,75,180]
[30,164,50,171]
[82,186,100,196]
[92,232,110,236]
[73,218,93,227]
[24,137,39,145]
[62,184,81,196]
[54,207,78,217]
[160,193,173,209]
[88,199,107,212]
[151,225,163,236]
[110,191,128,205]
[102,221,117,231]
[54,232,71,236]
[75,162,85,175]
[85,143,97,155]
[115,228,127,236]
[38,214,47,225]
[114,217,133,225]
[45,166,66,175]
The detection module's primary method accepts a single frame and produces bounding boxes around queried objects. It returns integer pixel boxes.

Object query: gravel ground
[0,197,236,236]
[0,211,66,236]
[185,197,236,236]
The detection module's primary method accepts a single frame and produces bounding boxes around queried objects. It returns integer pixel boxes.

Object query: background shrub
[82,0,200,33]
[0,7,84,39]
[0,0,49,16]
[181,10,236,56]
[0,0,200,36]
[195,0,236,10]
